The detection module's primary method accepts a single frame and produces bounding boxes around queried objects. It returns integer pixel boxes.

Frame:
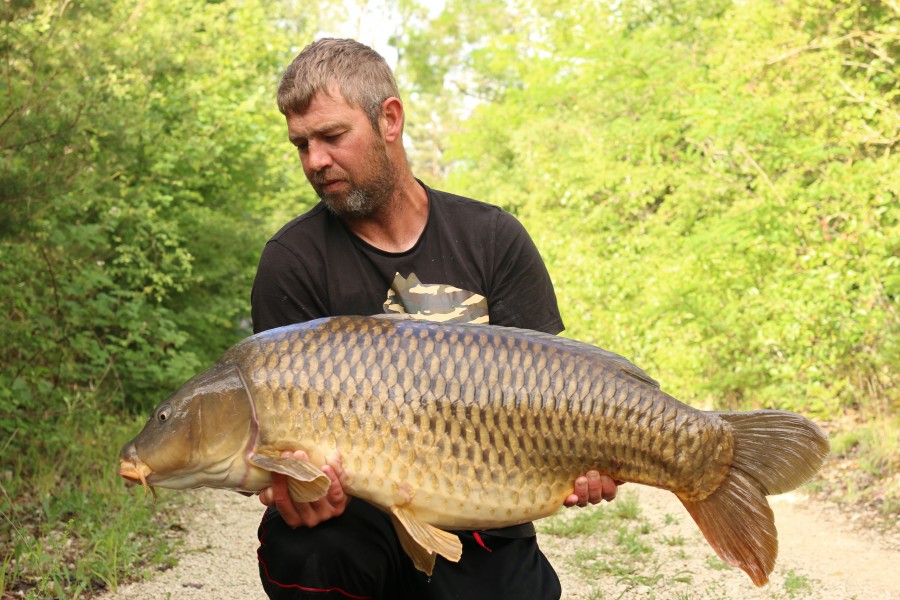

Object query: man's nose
[305,141,333,172]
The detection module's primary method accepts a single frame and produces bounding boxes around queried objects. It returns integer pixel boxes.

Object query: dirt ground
[102,484,898,600]
[541,486,899,599]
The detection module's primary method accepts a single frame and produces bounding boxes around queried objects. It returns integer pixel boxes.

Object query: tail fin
[678,410,829,586]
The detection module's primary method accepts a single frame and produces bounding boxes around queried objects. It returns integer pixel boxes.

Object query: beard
[313,138,397,219]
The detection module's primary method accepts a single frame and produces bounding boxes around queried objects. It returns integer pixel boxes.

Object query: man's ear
[379,97,404,143]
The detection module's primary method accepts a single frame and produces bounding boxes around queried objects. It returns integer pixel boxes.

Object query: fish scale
[120,314,829,586]
[244,318,724,522]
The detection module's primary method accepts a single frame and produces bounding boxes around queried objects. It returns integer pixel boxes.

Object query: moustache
[311,169,348,186]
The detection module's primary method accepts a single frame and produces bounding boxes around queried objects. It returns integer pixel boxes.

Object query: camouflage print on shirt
[383,272,489,324]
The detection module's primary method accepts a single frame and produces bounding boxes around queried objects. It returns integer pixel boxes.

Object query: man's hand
[258,450,349,527]
[563,470,618,507]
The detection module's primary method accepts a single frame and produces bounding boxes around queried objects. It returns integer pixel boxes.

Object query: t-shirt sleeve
[250,240,327,334]
[487,212,564,335]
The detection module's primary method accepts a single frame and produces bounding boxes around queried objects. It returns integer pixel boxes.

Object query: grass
[538,505,613,538]
[822,413,900,517]
[539,490,703,597]
[660,533,685,546]
[539,488,833,599]
[1,406,183,598]
[704,556,730,571]
[831,414,900,479]
[613,493,641,520]
[537,489,647,541]
[782,569,814,598]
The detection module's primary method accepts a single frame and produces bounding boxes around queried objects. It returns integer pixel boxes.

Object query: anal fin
[390,506,462,575]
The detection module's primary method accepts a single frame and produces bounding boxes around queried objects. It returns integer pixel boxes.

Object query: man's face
[285,89,396,218]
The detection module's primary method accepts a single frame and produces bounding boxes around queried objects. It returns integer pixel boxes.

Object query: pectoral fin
[249,454,330,503]
[389,506,462,575]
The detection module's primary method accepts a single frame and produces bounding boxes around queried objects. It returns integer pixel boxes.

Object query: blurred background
[1,0,897,596]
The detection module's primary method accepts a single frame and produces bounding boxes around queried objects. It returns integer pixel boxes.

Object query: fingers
[563,475,590,507]
[597,473,618,502]
[587,471,618,503]
[564,470,619,508]
[286,495,337,527]
[257,450,349,528]
[321,464,349,517]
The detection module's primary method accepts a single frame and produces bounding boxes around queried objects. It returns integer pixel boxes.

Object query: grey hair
[277,38,401,130]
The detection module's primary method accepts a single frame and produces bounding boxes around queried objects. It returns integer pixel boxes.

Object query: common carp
[119,315,829,586]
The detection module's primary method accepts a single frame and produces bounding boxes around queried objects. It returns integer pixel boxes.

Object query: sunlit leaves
[402,0,899,415]
[1,0,318,424]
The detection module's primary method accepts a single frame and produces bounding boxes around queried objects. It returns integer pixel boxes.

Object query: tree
[1,0,319,434]
[397,0,899,414]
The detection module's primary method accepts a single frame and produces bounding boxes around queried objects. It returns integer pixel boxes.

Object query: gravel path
[103,486,898,599]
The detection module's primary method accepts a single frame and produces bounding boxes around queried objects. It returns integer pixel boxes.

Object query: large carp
[119,315,828,586]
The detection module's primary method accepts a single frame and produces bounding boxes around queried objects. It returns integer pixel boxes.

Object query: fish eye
[158,405,172,423]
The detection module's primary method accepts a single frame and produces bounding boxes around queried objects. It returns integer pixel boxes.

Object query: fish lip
[119,458,153,484]
[118,470,144,484]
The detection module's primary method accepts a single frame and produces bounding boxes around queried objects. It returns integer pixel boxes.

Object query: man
[251,38,618,600]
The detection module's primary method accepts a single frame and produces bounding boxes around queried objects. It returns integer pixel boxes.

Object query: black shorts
[257,499,562,600]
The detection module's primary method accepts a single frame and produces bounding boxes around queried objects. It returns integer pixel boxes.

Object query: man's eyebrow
[289,121,348,144]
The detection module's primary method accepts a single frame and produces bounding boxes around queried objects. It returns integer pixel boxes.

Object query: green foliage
[827,414,899,514]
[1,408,183,597]
[831,415,900,478]
[402,0,899,417]
[1,0,315,421]
[1,0,320,595]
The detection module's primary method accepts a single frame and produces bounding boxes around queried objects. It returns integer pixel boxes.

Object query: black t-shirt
[250,183,563,539]
[251,183,563,336]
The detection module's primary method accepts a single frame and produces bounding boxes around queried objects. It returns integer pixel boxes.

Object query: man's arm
[487,212,564,333]
[251,240,327,333]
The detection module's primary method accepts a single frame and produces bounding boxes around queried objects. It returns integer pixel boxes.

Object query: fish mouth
[119,458,157,499]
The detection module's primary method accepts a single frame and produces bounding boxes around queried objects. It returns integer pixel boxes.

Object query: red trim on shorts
[472,531,492,552]
[257,517,374,599]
